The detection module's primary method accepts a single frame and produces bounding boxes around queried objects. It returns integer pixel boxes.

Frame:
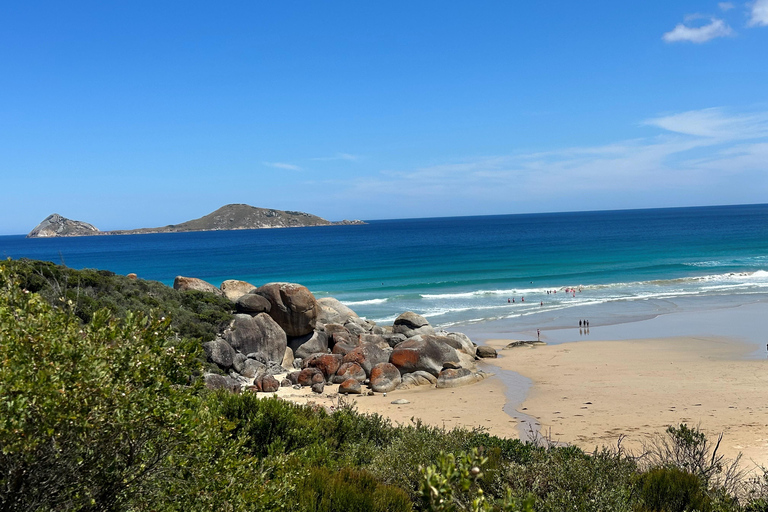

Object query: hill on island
[27,204,364,238]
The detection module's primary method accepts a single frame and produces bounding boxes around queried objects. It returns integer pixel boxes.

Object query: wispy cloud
[311,153,360,162]
[749,0,768,26]
[263,161,302,171]
[718,2,735,11]
[644,108,768,139]
[663,17,734,43]
[334,107,768,214]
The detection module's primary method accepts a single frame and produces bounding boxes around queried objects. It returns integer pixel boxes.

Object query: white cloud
[718,2,735,11]
[662,18,734,43]
[263,161,302,171]
[749,0,768,26]
[644,108,768,138]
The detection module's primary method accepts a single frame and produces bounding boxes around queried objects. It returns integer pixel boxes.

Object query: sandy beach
[485,336,768,469]
[272,302,768,471]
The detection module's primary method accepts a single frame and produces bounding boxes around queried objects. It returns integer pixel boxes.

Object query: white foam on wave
[343,298,388,306]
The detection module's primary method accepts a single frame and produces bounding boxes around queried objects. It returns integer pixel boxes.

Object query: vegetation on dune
[1,258,234,341]
[3,258,768,510]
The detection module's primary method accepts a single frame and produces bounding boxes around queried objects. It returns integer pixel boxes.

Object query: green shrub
[1,258,234,342]
[296,467,412,512]
[0,265,203,510]
[502,445,637,512]
[635,466,711,512]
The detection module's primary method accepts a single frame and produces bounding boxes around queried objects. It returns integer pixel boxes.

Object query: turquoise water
[2,204,768,332]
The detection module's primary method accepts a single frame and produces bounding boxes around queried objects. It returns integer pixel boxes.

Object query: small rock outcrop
[436,368,489,389]
[173,276,225,296]
[27,214,100,238]
[476,345,498,358]
[190,274,489,395]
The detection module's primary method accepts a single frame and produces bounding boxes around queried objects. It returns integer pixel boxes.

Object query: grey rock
[391,399,410,404]
[281,346,294,370]
[232,352,248,373]
[338,379,363,394]
[202,338,236,369]
[289,330,329,359]
[203,373,240,391]
[332,362,367,384]
[311,382,325,394]
[390,336,460,377]
[393,311,435,338]
[254,282,320,337]
[344,321,367,336]
[397,371,438,390]
[173,276,225,296]
[358,334,390,349]
[317,297,359,325]
[475,345,498,358]
[221,279,257,302]
[442,332,477,358]
[240,359,266,379]
[236,293,272,315]
[369,362,402,393]
[382,333,407,348]
[342,343,390,376]
[323,323,350,339]
[223,313,287,363]
[436,368,489,389]
[27,213,100,238]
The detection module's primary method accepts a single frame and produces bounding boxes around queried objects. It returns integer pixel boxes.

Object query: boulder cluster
[175,276,494,396]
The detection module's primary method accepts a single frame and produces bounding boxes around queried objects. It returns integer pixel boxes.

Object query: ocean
[3,203,768,343]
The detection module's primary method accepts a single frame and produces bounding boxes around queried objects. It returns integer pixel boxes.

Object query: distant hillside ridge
[26,204,365,238]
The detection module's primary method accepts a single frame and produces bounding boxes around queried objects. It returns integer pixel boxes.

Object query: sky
[1,1,767,235]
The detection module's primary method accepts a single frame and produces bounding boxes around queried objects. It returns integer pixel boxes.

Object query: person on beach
[537,329,540,341]
[579,320,582,327]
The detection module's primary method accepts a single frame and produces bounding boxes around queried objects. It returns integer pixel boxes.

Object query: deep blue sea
[3,204,768,336]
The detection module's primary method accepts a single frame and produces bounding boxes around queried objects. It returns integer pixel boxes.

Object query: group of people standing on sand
[579,319,590,327]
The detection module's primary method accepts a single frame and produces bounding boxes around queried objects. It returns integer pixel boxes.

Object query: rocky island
[27,203,365,238]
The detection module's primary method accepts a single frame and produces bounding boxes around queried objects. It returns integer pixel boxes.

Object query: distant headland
[26,204,365,238]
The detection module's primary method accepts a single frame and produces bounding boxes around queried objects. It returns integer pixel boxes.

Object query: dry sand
[484,336,768,469]
[270,367,518,437]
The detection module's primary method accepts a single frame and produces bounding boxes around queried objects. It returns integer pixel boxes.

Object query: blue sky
[1,1,767,235]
